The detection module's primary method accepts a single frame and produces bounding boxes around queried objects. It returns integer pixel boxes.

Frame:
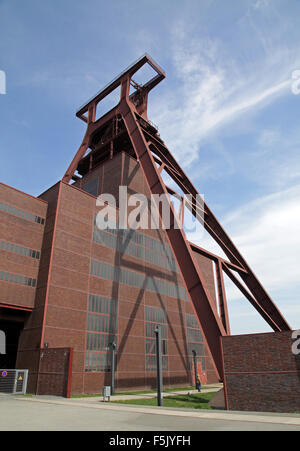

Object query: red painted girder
[215,260,231,334]
[76,54,165,121]
[222,263,283,332]
[63,105,123,183]
[141,133,246,268]
[189,241,247,274]
[120,100,226,379]
[139,124,291,332]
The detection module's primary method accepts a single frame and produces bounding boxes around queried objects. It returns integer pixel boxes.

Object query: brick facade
[0,152,220,395]
[221,331,300,413]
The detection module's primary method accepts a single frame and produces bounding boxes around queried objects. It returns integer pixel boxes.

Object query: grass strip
[111,392,216,410]
[70,385,219,398]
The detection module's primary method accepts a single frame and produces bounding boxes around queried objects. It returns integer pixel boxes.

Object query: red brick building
[1,55,291,398]
[0,150,219,395]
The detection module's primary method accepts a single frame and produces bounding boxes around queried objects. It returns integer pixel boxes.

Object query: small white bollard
[102,385,111,402]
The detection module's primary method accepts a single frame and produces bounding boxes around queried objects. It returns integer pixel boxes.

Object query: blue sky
[0,0,300,334]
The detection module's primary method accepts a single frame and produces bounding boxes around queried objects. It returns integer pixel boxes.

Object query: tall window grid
[186,313,206,371]
[85,294,118,372]
[145,305,168,371]
[93,213,180,275]
[90,258,188,302]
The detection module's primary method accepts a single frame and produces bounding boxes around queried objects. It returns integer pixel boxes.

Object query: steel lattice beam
[63,55,291,380]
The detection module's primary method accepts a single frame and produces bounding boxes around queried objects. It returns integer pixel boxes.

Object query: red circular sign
[1,371,7,377]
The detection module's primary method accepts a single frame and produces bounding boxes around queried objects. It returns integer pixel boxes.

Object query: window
[0,202,45,225]
[145,305,167,324]
[82,178,99,197]
[0,271,37,287]
[90,259,119,282]
[0,240,40,259]
[146,355,168,372]
[88,294,117,315]
[145,306,168,371]
[93,213,180,275]
[85,352,112,373]
[90,257,188,301]
[85,294,117,372]
[186,314,205,371]
[93,229,118,249]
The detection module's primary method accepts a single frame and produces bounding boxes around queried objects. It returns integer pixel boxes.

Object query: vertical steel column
[192,350,198,390]
[110,342,116,395]
[155,325,163,407]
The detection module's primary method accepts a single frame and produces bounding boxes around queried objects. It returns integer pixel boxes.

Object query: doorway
[0,307,29,369]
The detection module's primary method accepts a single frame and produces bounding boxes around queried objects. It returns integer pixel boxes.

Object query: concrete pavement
[1,392,300,431]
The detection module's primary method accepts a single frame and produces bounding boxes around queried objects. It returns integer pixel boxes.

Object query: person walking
[196,375,201,392]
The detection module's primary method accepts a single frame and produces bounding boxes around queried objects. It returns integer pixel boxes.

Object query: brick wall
[2,152,220,394]
[0,182,48,310]
[36,347,72,397]
[221,330,300,413]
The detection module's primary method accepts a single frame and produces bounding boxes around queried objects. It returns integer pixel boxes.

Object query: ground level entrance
[0,306,30,369]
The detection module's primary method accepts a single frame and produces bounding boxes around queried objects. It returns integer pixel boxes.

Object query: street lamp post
[110,341,116,395]
[192,350,198,390]
[155,325,163,406]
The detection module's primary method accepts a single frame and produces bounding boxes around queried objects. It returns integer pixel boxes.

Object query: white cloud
[187,184,300,333]
[150,20,298,169]
[252,0,271,10]
[225,185,300,292]
[257,128,281,147]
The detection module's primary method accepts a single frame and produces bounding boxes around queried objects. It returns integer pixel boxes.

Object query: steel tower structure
[63,54,290,379]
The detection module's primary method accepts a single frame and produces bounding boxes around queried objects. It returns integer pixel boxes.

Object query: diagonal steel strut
[119,91,226,378]
[65,55,291,380]
[138,114,291,333]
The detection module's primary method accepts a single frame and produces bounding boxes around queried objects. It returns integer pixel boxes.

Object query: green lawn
[114,386,197,396]
[70,386,195,398]
[111,392,216,410]
[70,389,195,399]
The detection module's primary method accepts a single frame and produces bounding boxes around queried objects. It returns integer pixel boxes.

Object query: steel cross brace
[63,55,291,379]
[138,116,290,333]
[119,80,226,378]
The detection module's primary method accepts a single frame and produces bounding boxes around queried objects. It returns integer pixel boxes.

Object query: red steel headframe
[63,54,291,379]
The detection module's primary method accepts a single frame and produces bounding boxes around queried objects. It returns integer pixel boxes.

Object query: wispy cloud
[155,11,300,334]
[252,0,271,9]
[241,126,300,191]
[224,185,300,292]
[150,19,298,169]
[187,183,300,332]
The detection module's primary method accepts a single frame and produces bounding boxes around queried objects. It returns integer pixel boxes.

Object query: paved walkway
[1,389,300,431]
